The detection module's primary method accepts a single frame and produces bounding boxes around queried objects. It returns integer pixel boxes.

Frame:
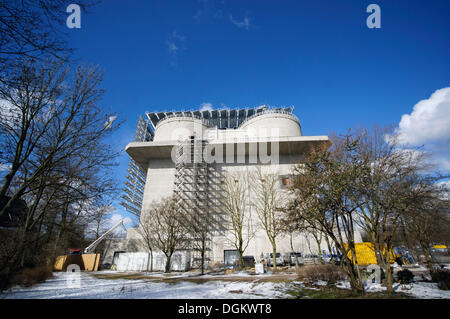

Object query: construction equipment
[83,220,127,254]
[55,220,127,272]
[67,220,127,255]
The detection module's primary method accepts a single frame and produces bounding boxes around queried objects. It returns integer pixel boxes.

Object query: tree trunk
[165,254,172,273]
[374,242,385,268]
[149,248,153,272]
[272,245,277,271]
[315,237,322,263]
[341,253,365,294]
[238,240,244,269]
[200,248,205,275]
[386,264,393,293]
[384,242,393,293]
[348,271,365,293]
[290,233,299,267]
[370,232,385,268]
[238,253,243,269]
[325,235,333,262]
[422,245,433,273]
[348,242,363,289]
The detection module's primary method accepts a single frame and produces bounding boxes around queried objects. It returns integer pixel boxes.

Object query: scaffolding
[120,116,151,217]
[173,135,225,268]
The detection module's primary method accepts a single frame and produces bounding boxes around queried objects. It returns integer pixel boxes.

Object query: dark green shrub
[396,269,414,284]
[431,269,450,290]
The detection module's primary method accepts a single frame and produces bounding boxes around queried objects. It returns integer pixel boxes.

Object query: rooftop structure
[144,105,295,140]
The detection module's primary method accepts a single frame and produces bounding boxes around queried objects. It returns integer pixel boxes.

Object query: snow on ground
[0,272,289,299]
[319,278,450,299]
[1,270,449,299]
[335,280,450,299]
[363,281,450,299]
[397,282,450,299]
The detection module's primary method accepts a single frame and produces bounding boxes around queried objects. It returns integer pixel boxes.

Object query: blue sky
[66,0,450,223]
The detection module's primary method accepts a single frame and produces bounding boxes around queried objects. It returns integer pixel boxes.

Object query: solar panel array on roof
[144,105,294,139]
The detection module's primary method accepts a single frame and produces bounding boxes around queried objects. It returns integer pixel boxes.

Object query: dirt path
[92,272,298,284]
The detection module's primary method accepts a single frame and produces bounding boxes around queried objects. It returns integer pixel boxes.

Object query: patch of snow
[337,279,450,299]
[401,282,450,299]
[2,271,449,299]
[0,272,289,299]
[291,281,305,286]
[314,280,328,286]
[335,280,351,290]
[364,282,386,293]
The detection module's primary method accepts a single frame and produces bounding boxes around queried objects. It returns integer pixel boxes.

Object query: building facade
[103,106,360,268]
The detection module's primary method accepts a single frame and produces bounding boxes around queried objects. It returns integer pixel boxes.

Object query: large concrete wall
[130,152,347,265]
[141,159,175,211]
[102,238,143,264]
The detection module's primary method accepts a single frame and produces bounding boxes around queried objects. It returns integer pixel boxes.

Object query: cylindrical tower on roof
[238,111,302,137]
[154,116,209,141]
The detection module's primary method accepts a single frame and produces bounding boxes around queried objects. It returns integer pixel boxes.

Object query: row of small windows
[218,175,292,187]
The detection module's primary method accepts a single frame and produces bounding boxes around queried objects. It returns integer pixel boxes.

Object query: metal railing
[155,113,212,128]
[238,108,299,128]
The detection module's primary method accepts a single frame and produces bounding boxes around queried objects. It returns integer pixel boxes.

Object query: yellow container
[344,242,396,265]
[53,253,101,271]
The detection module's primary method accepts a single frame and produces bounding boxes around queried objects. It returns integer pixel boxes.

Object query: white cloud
[396,87,450,145]
[166,41,178,55]
[166,30,186,67]
[200,102,213,111]
[194,0,224,20]
[0,99,21,129]
[437,180,450,188]
[106,213,133,237]
[395,87,450,172]
[436,180,450,199]
[85,205,134,239]
[0,163,11,171]
[171,30,186,42]
[229,14,252,30]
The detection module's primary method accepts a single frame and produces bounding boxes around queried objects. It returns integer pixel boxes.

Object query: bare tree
[0,59,120,289]
[280,204,308,267]
[0,59,119,216]
[222,171,255,268]
[251,167,284,271]
[139,197,185,273]
[0,0,97,74]
[349,126,442,292]
[137,209,156,272]
[286,126,449,295]
[288,138,365,293]
[396,177,449,271]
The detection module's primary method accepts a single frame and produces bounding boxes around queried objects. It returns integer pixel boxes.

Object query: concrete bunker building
[104,106,358,269]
